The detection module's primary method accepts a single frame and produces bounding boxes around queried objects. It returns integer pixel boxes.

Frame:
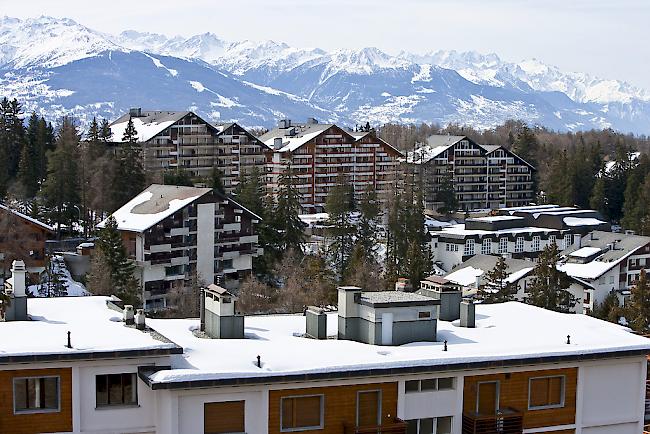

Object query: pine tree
[208,167,225,194]
[18,112,42,197]
[39,256,68,297]
[436,170,457,214]
[274,164,305,253]
[526,242,576,313]
[90,216,140,306]
[99,118,112,142]
[356,184,381,260]
[627,270,650,333]
[111,117,145,210]
[163,169,194,186]
[325,173,355,278]
[480,256,517,303]
[40,117,81,238]
[591,289,621,324]
[0,98,26,198]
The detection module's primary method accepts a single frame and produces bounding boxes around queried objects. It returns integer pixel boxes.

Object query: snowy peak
[0,16,124,69]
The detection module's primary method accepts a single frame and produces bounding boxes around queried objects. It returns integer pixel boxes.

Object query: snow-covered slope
[1,16,649,133]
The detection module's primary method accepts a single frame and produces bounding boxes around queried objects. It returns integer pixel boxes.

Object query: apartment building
[99,184,261,310]
[559,230,650,314]
[407,135,535,212]
[0,203,54,284]
[1,263,649,434]
[108,109,270,193]
[260,119,403,212]
[431,205,610,272]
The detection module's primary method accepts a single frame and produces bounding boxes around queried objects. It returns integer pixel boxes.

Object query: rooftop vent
[305,306,327,340]
[273,137,283,149]
[202,284,244,339]
[284,127,296,137]
[129,107,143,117]
[278,119,292,129]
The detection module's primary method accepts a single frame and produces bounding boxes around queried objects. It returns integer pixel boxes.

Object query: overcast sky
[3,0,650,89]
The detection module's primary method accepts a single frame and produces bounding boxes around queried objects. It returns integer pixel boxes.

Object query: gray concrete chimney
[203,284,244,339]
[460,299,476,328]
[306,306,327,339]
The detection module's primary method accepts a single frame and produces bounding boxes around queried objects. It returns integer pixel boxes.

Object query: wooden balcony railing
[343,418,408,434]
[462,408,523,434]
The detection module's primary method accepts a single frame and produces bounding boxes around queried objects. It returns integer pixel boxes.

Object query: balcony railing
[343,419,408,434]
[462,408,523,434]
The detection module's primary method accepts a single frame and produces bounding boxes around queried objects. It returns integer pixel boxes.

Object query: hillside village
[1,101,650,433]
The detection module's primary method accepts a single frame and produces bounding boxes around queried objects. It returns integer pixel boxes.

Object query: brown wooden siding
[463,367,577,430]
[268,382,398,434]
[0,368,73,434]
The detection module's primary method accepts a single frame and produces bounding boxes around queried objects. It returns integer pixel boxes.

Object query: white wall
[397,376,462,422]
[196,203,216,285]
[578,358,646,433]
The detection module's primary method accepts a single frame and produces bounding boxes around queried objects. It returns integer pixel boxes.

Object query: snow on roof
[406,144,454,164]
[0,203,54,232]
[299,213,330,225]
[469,215,525,222]
[436,224,555,237]
[569,246,603,258]
[499,204,561,213]
[101,184,211,232]
[505,267,535,284]
[145,302,650,384]
[564,217,607,227]
[359,291,438,305]
[109,111,188,142]
[558,261,616,280]
[260,123,334,153]
[0,297,177,360]
[445,266,484,286]
[425,217,454,228]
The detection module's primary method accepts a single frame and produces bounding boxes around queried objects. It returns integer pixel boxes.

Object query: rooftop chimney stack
[134,309,146,330]
[460,299,476,328]
[3,260,28,321]
[123,305,135,325]
[305,306,327,340]
[273,137,283,149]
[203,284,244,339]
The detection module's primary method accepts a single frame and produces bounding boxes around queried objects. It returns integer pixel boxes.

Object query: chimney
[278,119,287,129]
[203,284,244,339]
[460,299,475,328]
[134,309,146,330]
[395,278,412,292]
[129,107,142,117]
[337,286,362,341]
[3,260,28,321]
[305,306,327,339]
[306,117,319,125]
[273,137,283,149]
[123,305,135,325]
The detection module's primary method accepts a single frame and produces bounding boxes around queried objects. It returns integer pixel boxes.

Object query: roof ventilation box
[129,107,143,117]
[306,306,327,339]
[203,284,244,339]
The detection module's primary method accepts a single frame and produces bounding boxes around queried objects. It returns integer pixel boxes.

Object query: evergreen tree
[18,112,43,197]
[356,184,381,259]
[325,173,355,278]
[526,242,576,313]
[90,216,140,306]
[163,169,194,186]
[591,289,621,324]
[273,164,305,253]
[0,98,26,197]
[480,256,517,303]
[208,167,225,194]
[111,117,145,210]
[39,256,68,297]
[40,117,81,238]
[435,170,457,214]
[99,118,112,142]
[627,270,650,333]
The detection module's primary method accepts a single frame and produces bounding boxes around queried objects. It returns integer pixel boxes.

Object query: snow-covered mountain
[1,15,649,133]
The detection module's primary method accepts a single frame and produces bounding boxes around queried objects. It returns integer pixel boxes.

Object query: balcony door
[476,381,499,415]
[357,390,381,427]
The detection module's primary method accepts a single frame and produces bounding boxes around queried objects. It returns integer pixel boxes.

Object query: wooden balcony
[462,408,523,434]
[343,419,408,434]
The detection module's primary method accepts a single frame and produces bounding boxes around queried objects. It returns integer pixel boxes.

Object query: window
[515,237,524,253]
[532,236,540,251]
[95,373,137,407]
[498,238,508,254]
[481,238,491,255]
[418,311,431,319]
[357,390,381,426]
[528,376,565,410]
[609,275,615,284]
[204,401,245,434]
[406,416,452,434]
[13,376,60,413]
[464,239,475,256]
[549,234,556,246]
[281,395,323,431]
[404,377,454,393]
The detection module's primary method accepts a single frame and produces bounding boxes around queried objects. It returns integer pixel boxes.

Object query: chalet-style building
[99,184,261,310]
[407,135,535,212]
[1,272,648,434]
[260,119,403,212]
[108,109,270,193]
[0,203,54,284]
[430,205,610,272]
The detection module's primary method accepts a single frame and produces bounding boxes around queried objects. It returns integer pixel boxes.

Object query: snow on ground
[1,297,177,358]
[146,302,650,384]
[28,255,90,297]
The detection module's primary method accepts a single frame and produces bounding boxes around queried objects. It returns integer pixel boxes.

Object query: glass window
[481,238,491,255]
[529,376,565,409]
[498,237,508,254]
[405,380,420,393]
[96,373,137,407]
[464,239,475,256]
[532,236,541,251]
[420,379,436,391]
[437,416,453,434]
[13,377,60,413]
[515,237,524,253]
[281,395,323,431]
[437,377,454,390]
[549,235,556,246]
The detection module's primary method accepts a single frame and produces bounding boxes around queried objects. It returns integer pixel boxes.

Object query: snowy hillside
[1,16,649,133]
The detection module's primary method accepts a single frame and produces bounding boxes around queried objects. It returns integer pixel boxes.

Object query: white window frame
[532,236,541,251]
[549,235,556,246]
[515,237,524,253]
[407,416,453,434]
[527,375,566,411]
[481,238,491,255]
[464,239,475,256]
[280,394,325,432]
[404,377,455,393]
[13,375,61,414]
[498,238,508,254]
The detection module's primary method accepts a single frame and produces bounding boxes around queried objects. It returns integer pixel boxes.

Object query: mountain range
[1,15,649,133]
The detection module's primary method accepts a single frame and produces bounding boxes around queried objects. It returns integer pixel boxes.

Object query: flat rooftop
[0,297,180,363]
[3,297,649,387]
[359,291,440,307]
